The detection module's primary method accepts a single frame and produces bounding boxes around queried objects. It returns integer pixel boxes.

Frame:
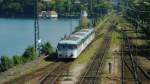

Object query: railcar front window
[57,44,65,50]
[70,44,77,49]
[57,44,77,50]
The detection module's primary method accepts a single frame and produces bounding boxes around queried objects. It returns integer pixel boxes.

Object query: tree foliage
[41,42,53,56]
[13,55,22,66]
[0,0,35,17]
[22,46,36,62]
[0,56,13,71]
[0,0,113,17]
[122,0,150,36]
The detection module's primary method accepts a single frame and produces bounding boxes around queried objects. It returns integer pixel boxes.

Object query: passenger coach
[57,28,95,59]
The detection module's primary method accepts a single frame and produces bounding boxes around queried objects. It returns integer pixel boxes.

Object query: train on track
[57,28,95,59]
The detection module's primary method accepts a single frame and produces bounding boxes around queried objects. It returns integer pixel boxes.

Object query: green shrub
[13,55,22,66]
[0,64,3,72]
[41,42,53,56]
[75,26,82,32]
[22,46,36,62]
[75,16,90,32]
[0,56,13,71]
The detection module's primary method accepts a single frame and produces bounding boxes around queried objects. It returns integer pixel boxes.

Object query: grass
[111,31,122,45]
[63,77,72,81]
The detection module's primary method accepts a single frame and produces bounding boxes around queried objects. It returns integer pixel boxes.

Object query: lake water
[0,18,79,57]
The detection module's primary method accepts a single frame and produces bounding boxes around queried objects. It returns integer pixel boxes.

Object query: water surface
[0,18,79,56]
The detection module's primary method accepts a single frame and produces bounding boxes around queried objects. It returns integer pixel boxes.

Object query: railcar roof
[74,32,86,36]
[58,28,94,45]
[80,29,89,32]
[66,36,80,41]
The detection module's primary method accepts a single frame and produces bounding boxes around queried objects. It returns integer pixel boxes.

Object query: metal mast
[34,0,40,56]
[69,0,72,34]
[90,0,92,24]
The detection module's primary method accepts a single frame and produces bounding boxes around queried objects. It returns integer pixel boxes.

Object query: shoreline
[0,14,100,19]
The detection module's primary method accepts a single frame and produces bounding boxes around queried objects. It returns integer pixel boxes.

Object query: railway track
[77,24,114,84]
[121,29,150,84]
[38,22,115,84]
[38,60,72,84]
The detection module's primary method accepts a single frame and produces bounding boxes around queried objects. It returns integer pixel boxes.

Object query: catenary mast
[34,0,40,56]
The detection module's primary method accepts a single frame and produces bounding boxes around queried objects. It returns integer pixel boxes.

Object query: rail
[77,23,114,84]
[121,29,150,84]
[38,61,72,84]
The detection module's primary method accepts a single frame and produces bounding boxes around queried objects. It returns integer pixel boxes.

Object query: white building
[48,11,58,18]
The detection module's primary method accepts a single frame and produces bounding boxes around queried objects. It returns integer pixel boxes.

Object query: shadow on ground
[44,53,75,63]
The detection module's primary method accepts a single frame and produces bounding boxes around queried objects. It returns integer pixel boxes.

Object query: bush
[0,46,37,72]
[22,46,36,62]
[0,56,13,71]
[13,55,22,66]
[41,42,53,56]
[0,64,3,72]
[75,26,82,32]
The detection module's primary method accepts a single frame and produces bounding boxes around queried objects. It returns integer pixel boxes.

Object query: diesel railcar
[57,28,95,58]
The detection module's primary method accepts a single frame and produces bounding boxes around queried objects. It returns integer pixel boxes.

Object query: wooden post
[108,62,112,74]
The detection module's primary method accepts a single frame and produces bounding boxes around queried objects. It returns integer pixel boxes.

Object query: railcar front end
[57,43,78,58]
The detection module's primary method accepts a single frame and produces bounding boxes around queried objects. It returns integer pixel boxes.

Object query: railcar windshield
[57,44,77,50]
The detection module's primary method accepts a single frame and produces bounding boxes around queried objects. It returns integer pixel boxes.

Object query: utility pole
[34,0,40,57]
[117,0,120,15]
[69,0,72,34]
[89,0,94,27]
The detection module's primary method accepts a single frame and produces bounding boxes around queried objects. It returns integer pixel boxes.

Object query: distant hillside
[0,0,113,18]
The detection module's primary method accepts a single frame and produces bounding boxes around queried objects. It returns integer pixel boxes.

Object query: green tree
[123,0,150,36]
[8,2,23,12]
[22,46,36,62]
[41,42,53,56]
[0,56,13,71]
[13,55,22,66]
[75,15,90,31]
[79,16,90,28]
[94,0,112,13]
[46,0,56,10]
